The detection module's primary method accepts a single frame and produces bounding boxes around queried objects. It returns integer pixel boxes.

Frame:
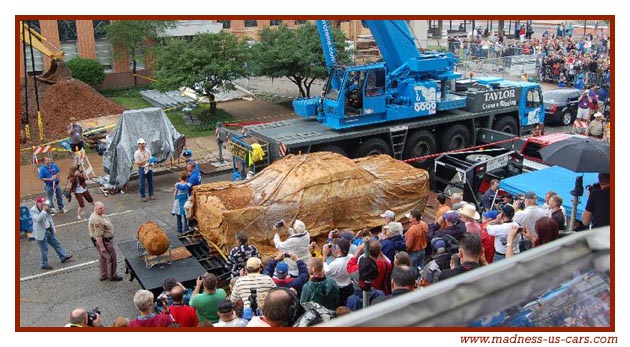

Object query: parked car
[543,88,582,126]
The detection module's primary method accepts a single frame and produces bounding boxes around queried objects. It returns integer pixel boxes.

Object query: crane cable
[21,21,30,140]
[25,20,44,141]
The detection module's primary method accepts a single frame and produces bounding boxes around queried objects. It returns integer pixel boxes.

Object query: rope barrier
[131,73,158,83]
[205,238,228,262]
[20,124,117,152]
[402,134,529,163]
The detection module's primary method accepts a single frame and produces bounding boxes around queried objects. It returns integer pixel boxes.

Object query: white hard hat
[137,138,146,144]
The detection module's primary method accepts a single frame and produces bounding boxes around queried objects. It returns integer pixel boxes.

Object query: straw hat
[458,203,480,220]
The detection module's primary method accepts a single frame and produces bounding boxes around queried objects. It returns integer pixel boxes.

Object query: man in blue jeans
[134,138,155,202]
[38,157,67,214]
[30,196,73,270]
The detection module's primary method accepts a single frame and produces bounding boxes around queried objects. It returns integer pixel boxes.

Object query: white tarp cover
[103,107,184,186]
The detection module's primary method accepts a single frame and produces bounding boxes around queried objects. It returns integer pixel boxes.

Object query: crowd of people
[57,168,609,327]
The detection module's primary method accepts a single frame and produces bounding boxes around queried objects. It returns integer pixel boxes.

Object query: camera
[283,252,291,258]
[516,226,524,234]
[328,243,334,250]
[274,220,285,228]
[87,307,101,327]
[331,229,339,235]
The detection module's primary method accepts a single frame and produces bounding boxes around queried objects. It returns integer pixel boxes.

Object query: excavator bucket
[36,59,72,84]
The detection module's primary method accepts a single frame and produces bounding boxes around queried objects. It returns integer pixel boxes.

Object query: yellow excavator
[19,20,72,83]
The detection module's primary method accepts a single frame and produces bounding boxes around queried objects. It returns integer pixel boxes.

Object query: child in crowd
[172,172,190,233]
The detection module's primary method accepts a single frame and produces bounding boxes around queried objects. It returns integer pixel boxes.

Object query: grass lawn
[102,87,236,138]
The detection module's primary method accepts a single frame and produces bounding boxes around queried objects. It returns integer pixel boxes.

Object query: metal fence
[455,54,542,80]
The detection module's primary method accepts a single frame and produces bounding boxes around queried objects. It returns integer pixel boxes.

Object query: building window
[295,20,307,25]
[244,20,258,28]
[58,20,78,62]
[21,20,43,73]
[217,20,231,29]
[93,20,110,39]
[270,20,282,26]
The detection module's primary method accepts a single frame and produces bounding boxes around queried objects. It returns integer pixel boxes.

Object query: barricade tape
[131,73,158,83]
[403,135,528,163]
[20,124,117,152]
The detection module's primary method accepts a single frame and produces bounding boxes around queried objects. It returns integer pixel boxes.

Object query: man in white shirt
[322,238,353,307]
[133,138,154,202]
[273,220,310,276]
[513,191,547,240]
[486,205,520,262]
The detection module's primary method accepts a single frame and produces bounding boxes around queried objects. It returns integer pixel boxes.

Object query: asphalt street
[18,169,232,327]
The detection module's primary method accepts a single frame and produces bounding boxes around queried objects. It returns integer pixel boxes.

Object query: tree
[66,57,105,86]
[104,20,176,86]
[251,23,352,98]
[151,31,250,116]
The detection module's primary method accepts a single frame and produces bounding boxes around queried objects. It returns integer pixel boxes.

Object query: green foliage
[251,23,352,97]
[66,57,105,85]
[100,86,150,98]
[151,31,250,99]
[166,105,237,138]
[110,97,152,110]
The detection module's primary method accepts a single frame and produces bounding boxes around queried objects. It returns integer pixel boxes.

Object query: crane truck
[221,20,545,179]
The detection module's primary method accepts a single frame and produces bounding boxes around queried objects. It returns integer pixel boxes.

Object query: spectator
[439,233,483,281]
[435,193,450,229]
[172,172,190,233]
[513,191,547,241]
[214,299,248,327]
[64,308,101,327]
[230,257,276,308]
[262,252,309,295]
[190,273,227,324]
[459,203,481,234]
[66,117,84,153]
[226,231,260,279]
[582,173,610,228]
[38,157,67,214]
[186,160,202,188]
[88,201,121,281]
[428,210,467,245]
[451,192,465,210]
[542,191,557,215]
[112,316,129,327]
[548,195,566,231]
[372,265,417,305]
[347,240,392,294]
[67,164,94,220]
[168,285,199,327]
[335,306,352,317]
[31,196,73,270]
[322,238,353,307]
[419,238,452,286]
[300,257,339,310]
[576,89,592,123]
[506,217,560,257]
[480,210,498,263]
[154,277,192,314]
[482,179,499,212]
[486,205,520,262]
[134,138,155,202]
[379,209,396,225]
[405,209,428,269]
[588,112,605,138]
[249,288,301,327]
[273,220,310,277]
[450,254,461,270]
[379,222,406,263]
[394,251,412,267]
[128,290,174,327]
[345,261,385,310]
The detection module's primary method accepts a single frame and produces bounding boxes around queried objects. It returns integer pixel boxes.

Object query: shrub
[66,57,106,85]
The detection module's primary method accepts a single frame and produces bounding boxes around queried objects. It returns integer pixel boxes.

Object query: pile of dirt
[20,77,125,148]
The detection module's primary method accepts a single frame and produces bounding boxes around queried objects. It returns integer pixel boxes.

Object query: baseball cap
[36,196,47,204]
[384,222,403,236]
[444,210,460,223]
[431,238,447,252]
[380,210,395,219]
[339,231,354,242]
[275,262,289,276]
[501,205,515,218]
[137,138,146,144]
[524,191,537,199]
[217,299,234,313]
[482,210,499,220]
[246,257,262,269]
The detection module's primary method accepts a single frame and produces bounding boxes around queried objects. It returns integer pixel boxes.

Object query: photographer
[67,164,94,220]
[30,196,73,270]
[322,237,354,307]
[505,217,560,258]
[262,252,309,296]
[64,308,102,327]
[273,219,310,277]
[485,205,520,262]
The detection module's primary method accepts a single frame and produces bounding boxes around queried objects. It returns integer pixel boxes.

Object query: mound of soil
[20,77,125,148]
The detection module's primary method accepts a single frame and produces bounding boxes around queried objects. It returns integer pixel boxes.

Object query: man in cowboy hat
[587,112,605,138]
[458,203,481,234]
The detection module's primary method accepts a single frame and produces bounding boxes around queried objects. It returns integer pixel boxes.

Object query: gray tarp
[103,107,185,187]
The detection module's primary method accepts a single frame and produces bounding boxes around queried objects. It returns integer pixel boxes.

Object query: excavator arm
[20,21,70,83]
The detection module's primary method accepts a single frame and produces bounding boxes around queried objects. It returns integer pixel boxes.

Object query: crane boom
[19,21,71,83]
